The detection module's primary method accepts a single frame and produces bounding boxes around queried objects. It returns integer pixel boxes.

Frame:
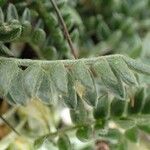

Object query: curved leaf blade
[23,64,43,98]
[8,70,29,105]
[93,58,125,99]
[0,61,19,97]
[107,56,137,85]
[49,62,68,94]
[71,61,97,106]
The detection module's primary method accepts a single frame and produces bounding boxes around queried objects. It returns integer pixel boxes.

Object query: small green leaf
[70,96,88,125]
[21,21,32,38]
[57,134,71,150]
[93,58,125,99]
[76,125,92,142]
[22,8,31,22]
[23,64,43,98]
[128,87,144,114]
[7,3,18,21]
[63,73,77,109]
[138,124,150,134]
[0,61,19,96]
[36,70,53,104]
[72,61,94,89]
[71,61,97,106]
[110,98,126,117]
[125,127,139,143]
[8,70,29,105]
[32,28,46,45]
[107,56,137,85]
[42,46,57,60]
[21,8,32,38]
[93,95,109,119]
[142,94,150,114]
[123,56,150,75]
[49,62,68,94]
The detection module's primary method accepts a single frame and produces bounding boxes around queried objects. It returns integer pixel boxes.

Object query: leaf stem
[49,0,78,59]
[0,54,122,67]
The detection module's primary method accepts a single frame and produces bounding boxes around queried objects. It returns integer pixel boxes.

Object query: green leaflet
[128,87,144,114]
[110,98,126,117]
[123,56,150,75]
[22,64,43,98]
[0,61,19,97]
[21,21,32,38]
[93,58,125,99]
[57,134,72,150]
[0,20,22,42]
[8,69,29,105]
[124,127,139,143]
[21,8,31,23]
[71,61,97,106]
[36,70,53,105]
[48,62,68,94]
[32,28,46,46]
[138,123,150,134]
[142,94,150,114]
[70,96,88,125]
[76,125,92,142]
[7,3,18,21]
[93,95,109,119]
[107,56,137,85]
[62,73,77,109]
[21,8,32,38]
